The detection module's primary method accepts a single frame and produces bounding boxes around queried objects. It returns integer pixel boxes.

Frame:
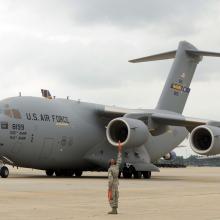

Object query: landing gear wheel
[122,167,133,179]
[64,170,74,177]
[75,171,83,177]
[0,166,9,178]
[55,170,62,177]
[45,169,54,177]
[133,171,142,179]
[142,171,151,179]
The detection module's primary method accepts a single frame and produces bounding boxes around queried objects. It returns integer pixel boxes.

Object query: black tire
[55,169,74,177]
[74,171,83,177]
[55,170,62,177]
[0,166,9,178]
[133,171,142,179]
[45,169,54,177]
[122,167,133,179]
[142,171,151,179]
[64,170,74,177]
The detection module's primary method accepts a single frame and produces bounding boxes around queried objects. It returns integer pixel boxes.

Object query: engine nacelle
[190,125,220,156]
[163,151,177,160]
[106,117,149,149]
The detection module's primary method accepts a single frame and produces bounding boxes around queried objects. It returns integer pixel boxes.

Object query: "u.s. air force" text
[26,113,69,123]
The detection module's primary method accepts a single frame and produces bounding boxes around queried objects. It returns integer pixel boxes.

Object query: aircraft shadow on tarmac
[9,174,219,183]
[10,175,108,179]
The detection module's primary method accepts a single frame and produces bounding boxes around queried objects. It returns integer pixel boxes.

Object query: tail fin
[129,41,220,113]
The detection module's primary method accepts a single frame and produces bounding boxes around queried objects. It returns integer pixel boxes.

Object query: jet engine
[190,125,220,156]
[106,117,149,149]
[163,151,176,160]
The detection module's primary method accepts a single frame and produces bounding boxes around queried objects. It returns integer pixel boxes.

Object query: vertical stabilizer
[129,41,202,113]
[156,41,200,113]
[129,41,220,113]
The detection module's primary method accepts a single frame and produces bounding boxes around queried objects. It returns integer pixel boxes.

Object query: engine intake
[190,125,220,155]
[163,151,176,160]
[106,117,149,149]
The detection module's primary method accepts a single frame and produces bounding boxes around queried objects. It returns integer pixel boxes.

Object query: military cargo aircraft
[0,41,219,179]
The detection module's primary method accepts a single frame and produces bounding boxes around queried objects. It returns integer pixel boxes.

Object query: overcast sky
[1,0,220,126]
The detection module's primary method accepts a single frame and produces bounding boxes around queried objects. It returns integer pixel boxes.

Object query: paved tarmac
[0,167,220,220]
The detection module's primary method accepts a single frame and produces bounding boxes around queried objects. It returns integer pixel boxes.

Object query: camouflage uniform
[108,152,122,210]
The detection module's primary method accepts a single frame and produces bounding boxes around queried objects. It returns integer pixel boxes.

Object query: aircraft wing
[99,105,142,118]
[125,112,220,132]
[100,106,220,131]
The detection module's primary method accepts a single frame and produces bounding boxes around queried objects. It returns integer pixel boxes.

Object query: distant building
[155,155,220,168]
[185,155,220,167]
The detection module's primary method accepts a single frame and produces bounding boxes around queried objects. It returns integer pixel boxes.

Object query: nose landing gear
[0,166,9,178]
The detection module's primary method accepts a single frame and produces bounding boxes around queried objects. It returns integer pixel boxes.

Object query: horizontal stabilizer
[186,50,220,57]
[129,50,176,63]
[129,48,220,63]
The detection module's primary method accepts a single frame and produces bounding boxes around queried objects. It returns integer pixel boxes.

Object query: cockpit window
[4,109,22,119]
[4,109,13,118]
[12,109,21,119]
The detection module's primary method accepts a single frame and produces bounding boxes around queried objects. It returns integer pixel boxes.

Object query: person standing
[107,141,122,214]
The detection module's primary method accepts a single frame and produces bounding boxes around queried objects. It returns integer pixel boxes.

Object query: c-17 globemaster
[0,41,219,179]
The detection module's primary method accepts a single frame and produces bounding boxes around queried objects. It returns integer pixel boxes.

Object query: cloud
[0,0,220,119]
[72,1,207,26]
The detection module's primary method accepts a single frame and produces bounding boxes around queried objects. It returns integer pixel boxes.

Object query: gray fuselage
[0,96,188,171]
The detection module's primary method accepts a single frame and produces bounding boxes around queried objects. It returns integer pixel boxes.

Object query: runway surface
[0,167,220,220]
